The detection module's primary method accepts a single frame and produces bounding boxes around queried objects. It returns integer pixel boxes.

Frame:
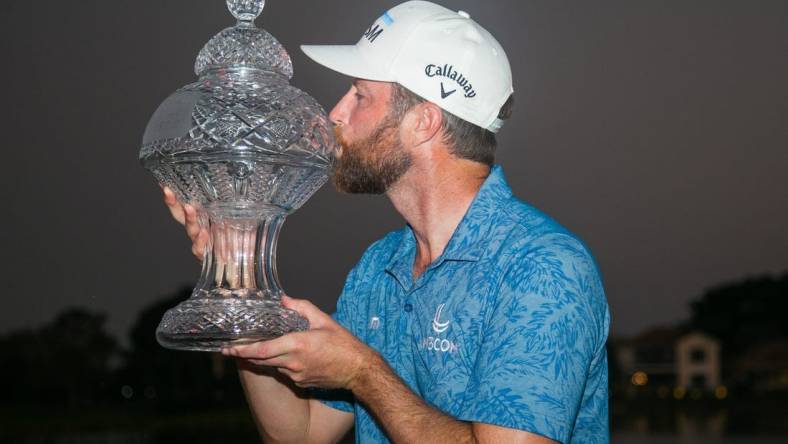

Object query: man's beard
[331,115,412,194]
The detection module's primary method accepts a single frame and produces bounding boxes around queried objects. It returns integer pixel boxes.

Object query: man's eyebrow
[352,78,363,91]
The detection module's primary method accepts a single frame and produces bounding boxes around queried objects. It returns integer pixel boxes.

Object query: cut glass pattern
[140,0,335,352]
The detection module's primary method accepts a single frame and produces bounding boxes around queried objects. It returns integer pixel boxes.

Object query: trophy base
[156,295,309,352]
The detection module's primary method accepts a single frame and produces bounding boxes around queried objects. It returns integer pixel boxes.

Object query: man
[164,1,609,443]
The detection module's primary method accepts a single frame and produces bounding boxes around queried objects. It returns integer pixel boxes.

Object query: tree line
[1,272,786,410]
[0,286,246,411]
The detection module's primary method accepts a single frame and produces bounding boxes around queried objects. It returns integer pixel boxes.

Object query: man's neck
[386,160,490,280]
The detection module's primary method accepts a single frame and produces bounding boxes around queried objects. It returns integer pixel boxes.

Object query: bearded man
[163,1,610,443]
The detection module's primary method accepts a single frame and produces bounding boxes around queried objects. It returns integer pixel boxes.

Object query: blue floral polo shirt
[315,165,610,444]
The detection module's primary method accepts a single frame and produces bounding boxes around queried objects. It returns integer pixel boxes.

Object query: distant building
[676,332,721,390]
[610,327,723,398]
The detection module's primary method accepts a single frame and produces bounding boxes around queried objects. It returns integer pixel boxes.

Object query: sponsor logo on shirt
[432,303,450,333]
[420,303,458,353]
[420,336,459,353]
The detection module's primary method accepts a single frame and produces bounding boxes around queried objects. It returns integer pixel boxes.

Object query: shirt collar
[385,165,513,286]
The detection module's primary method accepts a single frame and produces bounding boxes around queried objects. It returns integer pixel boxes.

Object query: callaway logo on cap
[301,0,513,133]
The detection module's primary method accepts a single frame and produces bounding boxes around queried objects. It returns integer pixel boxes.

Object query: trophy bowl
[139,0,335,351]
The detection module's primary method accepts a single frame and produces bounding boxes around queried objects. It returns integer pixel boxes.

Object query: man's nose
[329,87,354,126]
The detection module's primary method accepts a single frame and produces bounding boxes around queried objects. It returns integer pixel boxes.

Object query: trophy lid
[194,0,293,79]
[140,0,334,216]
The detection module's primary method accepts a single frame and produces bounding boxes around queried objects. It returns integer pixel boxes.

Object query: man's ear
[411,102,444,146]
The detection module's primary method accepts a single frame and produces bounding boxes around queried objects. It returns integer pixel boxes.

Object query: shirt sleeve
[459,233,609,443]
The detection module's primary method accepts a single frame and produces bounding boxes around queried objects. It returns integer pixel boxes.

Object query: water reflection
[18,431,254,444]
[612,434,786,444]
[611,398,787,444]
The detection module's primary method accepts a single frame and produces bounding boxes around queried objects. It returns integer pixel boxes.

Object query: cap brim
[300,44,394,82]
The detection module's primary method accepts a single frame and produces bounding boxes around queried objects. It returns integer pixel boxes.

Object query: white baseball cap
[301,0,514,133]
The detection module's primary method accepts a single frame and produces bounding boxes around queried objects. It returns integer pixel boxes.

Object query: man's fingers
[192,229,209,261]
[249,356,300,371]
[162,187,186,225]
[162,185,176,203]
[225,335,298,360]
[282,295,331,328]
[184,204,201,240]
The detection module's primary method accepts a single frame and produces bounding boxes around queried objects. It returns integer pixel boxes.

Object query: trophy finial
[227,0,265,23]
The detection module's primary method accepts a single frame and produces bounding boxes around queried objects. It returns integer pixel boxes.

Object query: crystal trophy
[139,0,334,351]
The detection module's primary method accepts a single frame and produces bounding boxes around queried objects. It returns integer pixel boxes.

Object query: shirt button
[403,303,413,312]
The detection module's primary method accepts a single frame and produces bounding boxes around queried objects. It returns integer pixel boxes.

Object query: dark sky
[3,0,786,343]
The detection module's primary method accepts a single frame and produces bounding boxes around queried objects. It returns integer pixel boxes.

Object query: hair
[389,83,514,166]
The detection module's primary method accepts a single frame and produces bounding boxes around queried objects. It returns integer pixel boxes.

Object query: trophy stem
[197,213,285,299]
[156,211,309,352]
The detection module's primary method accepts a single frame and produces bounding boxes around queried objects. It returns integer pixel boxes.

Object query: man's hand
[222,295,374,390]
[161,185,209,261]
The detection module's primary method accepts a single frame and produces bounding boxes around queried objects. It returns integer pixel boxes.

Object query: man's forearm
[348,351,477,444]
[237,361,310,444]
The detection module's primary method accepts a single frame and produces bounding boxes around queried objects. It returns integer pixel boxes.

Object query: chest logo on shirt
[432,303,451,333]
[369,316,381,330]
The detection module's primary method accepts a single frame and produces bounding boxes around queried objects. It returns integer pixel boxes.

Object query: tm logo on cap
[425,64,477,98]
[362,11,394,43]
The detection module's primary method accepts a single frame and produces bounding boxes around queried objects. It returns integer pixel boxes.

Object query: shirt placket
[389,277,414,388]
[397,265,447,393]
